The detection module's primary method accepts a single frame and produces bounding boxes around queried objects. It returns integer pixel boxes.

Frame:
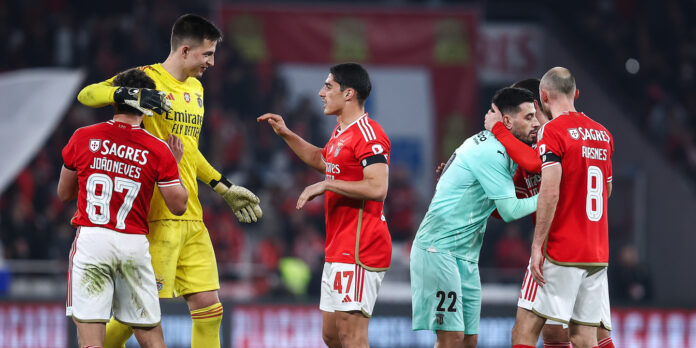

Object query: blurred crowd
[563,0,696,179]
[0,0,658,304]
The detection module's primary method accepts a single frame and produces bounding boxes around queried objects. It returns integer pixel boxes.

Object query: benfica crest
[568,128,580,140]
[89,139,101,153]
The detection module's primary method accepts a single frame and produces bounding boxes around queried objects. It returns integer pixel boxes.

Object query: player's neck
[161,56,188,82]
[549,100,576,119]
[336,104,365,130]
[113,114,143,126]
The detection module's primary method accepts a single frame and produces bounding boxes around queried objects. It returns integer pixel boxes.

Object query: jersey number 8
[586,166,603,221]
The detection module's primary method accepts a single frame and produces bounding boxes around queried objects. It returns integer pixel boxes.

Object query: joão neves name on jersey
[89,139,148,180]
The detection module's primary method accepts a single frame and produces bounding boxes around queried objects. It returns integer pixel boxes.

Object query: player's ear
[344,88,353,101]
[574,88,580,101]
[502,114,513,129]
[540,88,549,103]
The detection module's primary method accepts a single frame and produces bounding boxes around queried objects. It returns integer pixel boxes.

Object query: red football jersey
[321,114,392,270]
[62,121,181,235]
[537,112,613,265]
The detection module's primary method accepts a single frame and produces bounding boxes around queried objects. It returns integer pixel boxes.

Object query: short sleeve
[537,123,564,170]
[607,131,614,182]
[468,144,516,200]
[353,119,391,163]
[61,130,80,171]
[156,145,181,188]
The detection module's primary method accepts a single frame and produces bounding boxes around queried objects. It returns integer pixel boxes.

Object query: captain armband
[540,152,561,164]
[360,154,388,168]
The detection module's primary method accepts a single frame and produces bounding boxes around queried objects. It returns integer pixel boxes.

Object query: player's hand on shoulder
[167,134,184,163]
[484,103,503,131]
[114,87,172,115]
[435,162,446,182]
[257,113,289,136]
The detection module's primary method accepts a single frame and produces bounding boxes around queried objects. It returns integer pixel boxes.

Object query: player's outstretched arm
[57,166,78,202]
[296,163,388,209]
[78,77,172,115]
[530,163,562,286]
[77,79,118,107]
[193,148,262,223]
[494,195,538,223]
[257,113,325,173]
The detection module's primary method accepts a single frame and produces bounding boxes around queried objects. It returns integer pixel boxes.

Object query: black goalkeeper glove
[114,87,172,116]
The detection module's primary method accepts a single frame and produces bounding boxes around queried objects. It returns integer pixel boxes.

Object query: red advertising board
[220,5,480,158]
[0,302,66,348]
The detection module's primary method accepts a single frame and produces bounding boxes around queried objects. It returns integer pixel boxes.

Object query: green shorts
[410,246,481,334]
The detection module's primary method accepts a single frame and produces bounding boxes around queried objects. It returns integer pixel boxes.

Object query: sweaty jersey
[62,121,181,235]
[321,114,392,270]
[537,111,613,265]
[414,130,517,263]
[77,63,221,222]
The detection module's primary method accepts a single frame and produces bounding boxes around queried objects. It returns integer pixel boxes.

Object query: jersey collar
[334,113,368,138]
[107,120,141,129]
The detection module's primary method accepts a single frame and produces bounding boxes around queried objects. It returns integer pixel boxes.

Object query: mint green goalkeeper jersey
[414,130,517,263]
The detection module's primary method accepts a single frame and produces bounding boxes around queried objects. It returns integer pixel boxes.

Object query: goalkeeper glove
[113,87,172,116]
[211,177,263,223]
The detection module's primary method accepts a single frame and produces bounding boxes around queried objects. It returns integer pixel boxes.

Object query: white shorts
[319,262,385,317]
[66,226,161,327]
[517,260,565,327]
[531,260,611,329]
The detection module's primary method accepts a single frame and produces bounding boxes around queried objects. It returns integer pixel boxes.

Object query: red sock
[598,337,615,348]
[544,343,571,348]
[513,345,535,348]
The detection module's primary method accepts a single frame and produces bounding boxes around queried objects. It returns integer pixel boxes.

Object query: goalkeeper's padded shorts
[147,220,219,298]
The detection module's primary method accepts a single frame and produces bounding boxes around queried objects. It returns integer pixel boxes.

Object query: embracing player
[411,87,540,348]
[511,67,614,348]
[485,77,615,348]
[58,68,188,348]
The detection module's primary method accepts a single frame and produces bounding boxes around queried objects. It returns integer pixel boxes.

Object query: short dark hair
[171,14,222,50]
[492,87,535,117]
[112,68,156,115]
[329,63,371,105]
[511,78,540,105]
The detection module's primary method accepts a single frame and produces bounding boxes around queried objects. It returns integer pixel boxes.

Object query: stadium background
[0,1,695,347]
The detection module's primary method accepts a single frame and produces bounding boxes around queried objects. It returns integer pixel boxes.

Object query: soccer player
[58,68,188,348]
[257,63,390,348]
[410,87,540,348]
[76,14,262,348]
[485,79,615,348]
[511,67,614,348]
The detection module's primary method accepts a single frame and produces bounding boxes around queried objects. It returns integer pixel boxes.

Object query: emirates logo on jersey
[184,92,191,103]
[568,128,580,140]
[89,139,101,153]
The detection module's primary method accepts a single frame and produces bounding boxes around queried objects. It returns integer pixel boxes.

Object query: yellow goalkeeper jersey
[77,63,221,222]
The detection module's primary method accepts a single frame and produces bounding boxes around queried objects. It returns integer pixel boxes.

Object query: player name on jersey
[581,146,609,161]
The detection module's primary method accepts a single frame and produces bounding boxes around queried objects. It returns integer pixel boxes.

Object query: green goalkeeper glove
[211,177,263,223]
[114,87,172,116]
